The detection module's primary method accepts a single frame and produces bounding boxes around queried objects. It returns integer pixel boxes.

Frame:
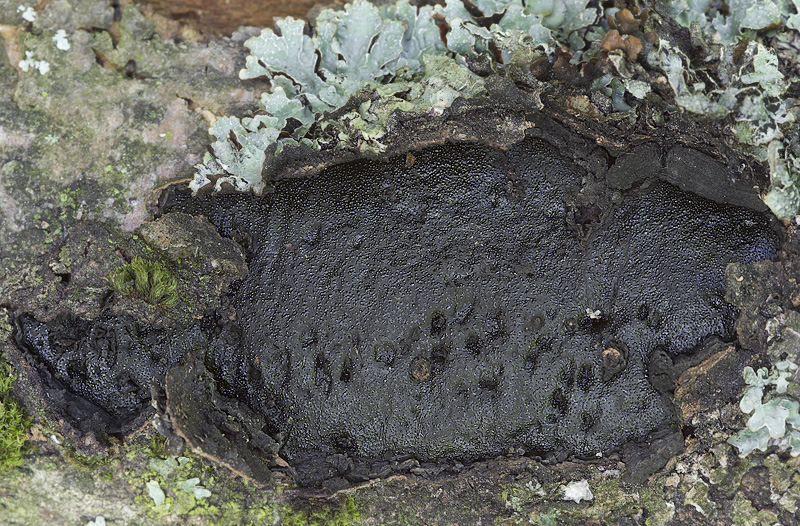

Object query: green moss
[282,496,362,526]
[0,361,30,474]
[126,453,212,518]
[107,256,178,308]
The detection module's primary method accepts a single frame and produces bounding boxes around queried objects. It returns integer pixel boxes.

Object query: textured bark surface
[1,1,800,525]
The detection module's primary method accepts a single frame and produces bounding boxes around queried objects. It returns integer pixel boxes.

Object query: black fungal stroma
[19,137,779,466]
[167,137,779,460]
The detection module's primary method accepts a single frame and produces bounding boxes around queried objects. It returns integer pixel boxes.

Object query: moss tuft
[282,496,363,526]
[107,256,178,308]
[0,361,30,474]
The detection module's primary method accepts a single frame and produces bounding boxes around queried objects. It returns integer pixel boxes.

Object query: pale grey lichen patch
[725,254,800,461]
[561,479,594,503]
[648,36,799,218]
[654,0,800,218]
[0,161,25,235]
[18,50,49,74]
[194,0,456,192]
[0,461,144,526]
[662,0,799,45]
[192,0,800,220]
[727,306,800,457]
[191,0,579,193]
[728,361,800,456]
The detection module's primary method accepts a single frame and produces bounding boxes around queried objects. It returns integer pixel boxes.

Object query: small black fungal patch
[14,313,191,431]
[17,137,780,469]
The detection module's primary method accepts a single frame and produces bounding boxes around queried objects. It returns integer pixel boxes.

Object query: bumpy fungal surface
[164,137,779,461]
[16,313,194,431]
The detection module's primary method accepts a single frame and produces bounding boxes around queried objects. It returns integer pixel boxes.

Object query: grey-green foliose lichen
[726,264,800,457]
[191,0,800,220]
[191,0,591,193]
